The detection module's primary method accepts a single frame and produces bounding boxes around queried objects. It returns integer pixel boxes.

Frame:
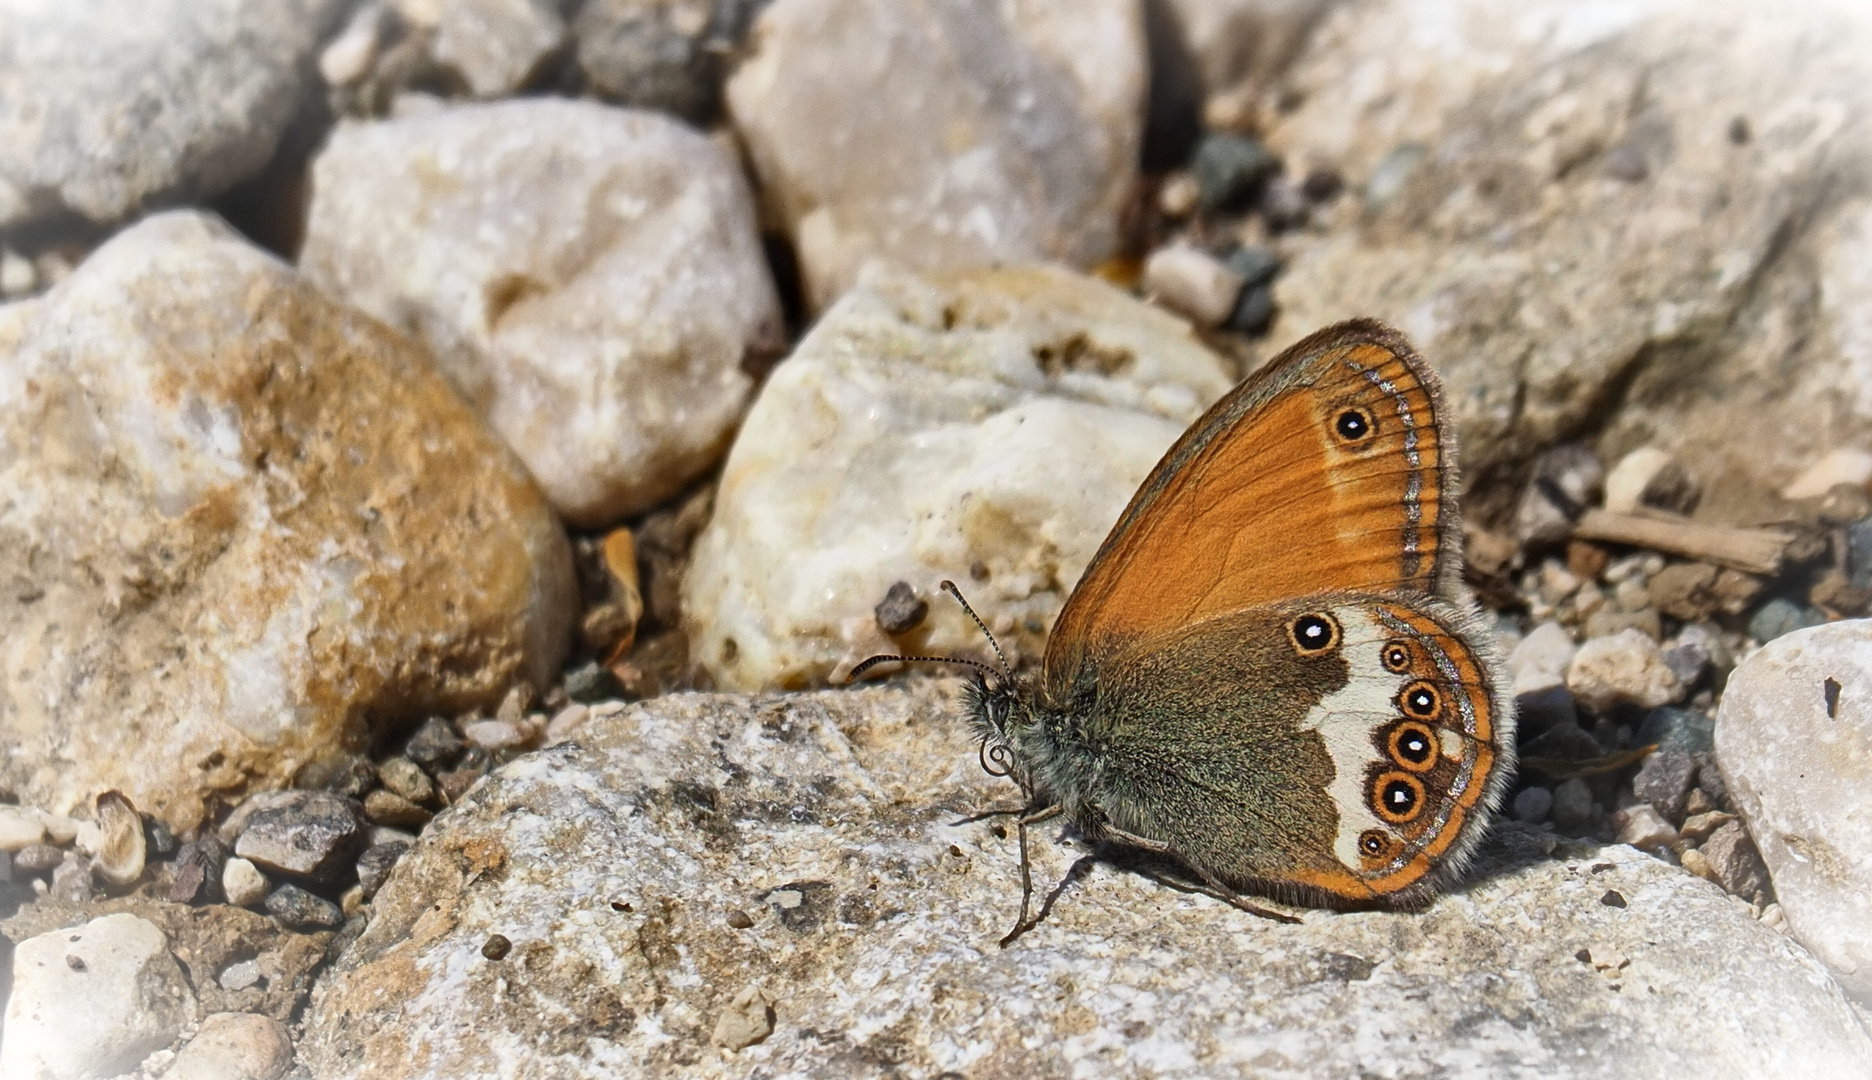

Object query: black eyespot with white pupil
[1334,408,1374,442]
[1372,771,1426,823]
[1359,830,1391,857]
[1384,781,1417,813]
[1387,720,1438,774]
[1287,613,1340,657]
[1381,641,1412,673]
[1399,680,1441,719]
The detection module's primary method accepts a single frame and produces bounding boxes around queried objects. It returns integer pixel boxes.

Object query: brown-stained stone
[0,210,577,832]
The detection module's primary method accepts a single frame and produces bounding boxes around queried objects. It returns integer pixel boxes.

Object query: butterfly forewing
[1045,320,1459,698]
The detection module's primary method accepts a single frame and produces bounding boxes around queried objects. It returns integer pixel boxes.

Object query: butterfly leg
[1100,824,1302,926]
[999,803,1063,947]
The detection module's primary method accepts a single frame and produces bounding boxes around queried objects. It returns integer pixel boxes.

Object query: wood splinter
[1570,509,1793,576]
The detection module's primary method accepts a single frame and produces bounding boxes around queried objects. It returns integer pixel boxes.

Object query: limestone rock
[300,684,1872,1078]
[0,0,349,229]
[0,912,194,1079]
[0,211,577,831]
[1261,0,1872,511]
[301,99,783,526]
[683,262,1235,690]
[1716,619,1872,1004]
[726,0,1148,309]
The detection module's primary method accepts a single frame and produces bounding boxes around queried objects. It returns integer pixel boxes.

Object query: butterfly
[857,319,1516,943]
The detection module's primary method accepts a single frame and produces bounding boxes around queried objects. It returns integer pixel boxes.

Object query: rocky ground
[1,0,1871,1078]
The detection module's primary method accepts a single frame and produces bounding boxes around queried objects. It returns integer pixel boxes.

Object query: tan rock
[302,99,783,526]
[169,1011,295,1080]
[727,0,1147,309]
[0,211,576,830]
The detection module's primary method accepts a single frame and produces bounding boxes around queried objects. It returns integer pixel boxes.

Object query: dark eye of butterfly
[1372,772,1425,823]
[1381,641,1411,673]
[1399,680,1440,719]
[1287,612,1340,656]
[1334,408,1373,441]
[1389,721,1437,770]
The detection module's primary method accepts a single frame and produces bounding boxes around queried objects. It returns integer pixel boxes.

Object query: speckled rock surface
[390,0,568,98]
[301,99,784,527]
[682,262,1235,690]
[300,682,1872,1078]
[726,0,1148,309]
[1260,0,1872,512]
[0,211,577,831]
[0,0,348,229]
[1717,619,1872,1005]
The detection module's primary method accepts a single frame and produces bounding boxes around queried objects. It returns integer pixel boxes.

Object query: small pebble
[1223,246,1281,289]
[1567,629,1683,713]
[1748,597,1825,644]
[1192,133,1280,213]
[356,841,409,900]
[565,660,624,703]
[342,883,366,917]
[0,247,38,297]
[222,857,270,908]
[51,856,94,903]
[39,812,79,845]
[482,934,512,960]
[265,884,345,930]
[461,719,529,752]
[1612,804,1678,848]
[726,909,755,930]
[1225,285,1275,336]
[14,843,63,874]
[363,789,432,828]
[1143,245,1245,327]
[1550,779,1595,832]
[1783,448,1872,500]
[1600,889,1627,908]
[234,790,368,886]
[874,580,929,636]
[546,703,591,744]
[1512,786,1554,824]
[404,716,466,770]
[1680,810,1737,843]
[1364,142,1426,212]
[712,984,776,1050]
[377,756,437,805]
[0,804,46,851]
[1300,166,1344,201]
[1157,172,1200,218]
[219,959,264,992]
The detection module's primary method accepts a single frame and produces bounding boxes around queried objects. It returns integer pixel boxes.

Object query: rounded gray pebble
[1512,786,1554,823]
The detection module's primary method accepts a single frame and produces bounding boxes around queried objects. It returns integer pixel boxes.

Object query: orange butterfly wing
[1044,320,1461,696]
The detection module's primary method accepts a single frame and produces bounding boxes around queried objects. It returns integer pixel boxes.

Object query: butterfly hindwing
[1044,320,1460,697]
[1081,593,1512,906]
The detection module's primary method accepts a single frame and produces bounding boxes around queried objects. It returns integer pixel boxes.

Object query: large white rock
[0,211,577,831]
[0,912,195,1079]
[302,99,784,527]
[726,0,1148,309]
[1716,619,1872,1005]
[1260,0,1872,513]
[299,683,1872,1078]
[683,262,1235,690]
[0,0,349,228]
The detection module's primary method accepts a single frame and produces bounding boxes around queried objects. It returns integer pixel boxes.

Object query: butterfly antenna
[848,653,1002,682]
[940,579,1012,680]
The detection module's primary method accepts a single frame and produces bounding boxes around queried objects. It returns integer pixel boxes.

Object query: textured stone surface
[1716,619,1872,1004]
[0,211,577,831]
[1161,0,1342,100]
[300,683,1872,1078]
[302,99,783,526]
[683,262,1235,690]
[726,0,1148,308]
[0,0,348,228]
[0,912,194,1079]
[1260,0,1872,512]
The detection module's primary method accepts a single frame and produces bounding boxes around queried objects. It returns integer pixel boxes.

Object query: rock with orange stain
[0,209,577,832]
